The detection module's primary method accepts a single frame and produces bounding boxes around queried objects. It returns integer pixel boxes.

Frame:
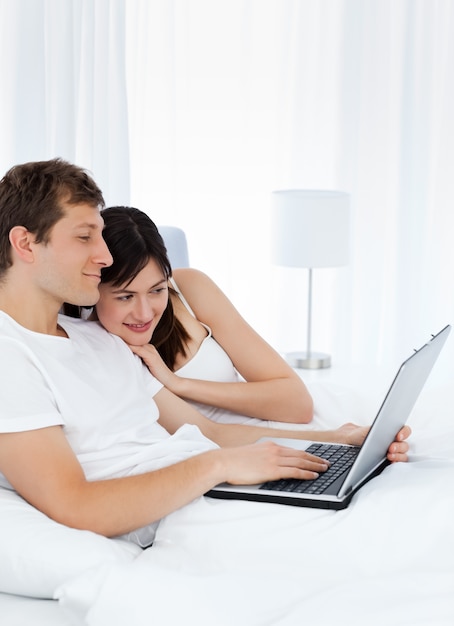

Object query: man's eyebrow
[73,222,102,230]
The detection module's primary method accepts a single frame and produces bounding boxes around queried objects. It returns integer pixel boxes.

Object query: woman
[82,205,314,425]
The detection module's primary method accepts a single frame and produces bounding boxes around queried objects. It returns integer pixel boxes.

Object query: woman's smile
[95,258,169,346]
[123,320,153,333]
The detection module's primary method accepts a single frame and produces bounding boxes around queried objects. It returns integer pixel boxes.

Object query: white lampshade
[271,190,350,268]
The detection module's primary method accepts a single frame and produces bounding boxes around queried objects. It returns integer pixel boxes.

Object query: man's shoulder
[59,315,119,344]
[0,310,28,339]
[58,315,135,355]
[58,314,101,334]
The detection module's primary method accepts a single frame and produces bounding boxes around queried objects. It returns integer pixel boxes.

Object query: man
[0,159,410,547]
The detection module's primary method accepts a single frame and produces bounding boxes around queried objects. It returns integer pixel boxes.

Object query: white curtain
[1,0,453,381]
[0,0,130,204]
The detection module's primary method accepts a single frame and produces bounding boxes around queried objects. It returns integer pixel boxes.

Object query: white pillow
[0,487,142,599]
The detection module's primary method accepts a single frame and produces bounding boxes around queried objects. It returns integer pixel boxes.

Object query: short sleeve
[0,337,64,433]
[138,356,164,398]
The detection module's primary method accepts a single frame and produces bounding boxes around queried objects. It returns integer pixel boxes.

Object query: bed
[1,366,453,626]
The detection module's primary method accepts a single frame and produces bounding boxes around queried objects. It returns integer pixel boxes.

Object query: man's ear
[8,226,36,263]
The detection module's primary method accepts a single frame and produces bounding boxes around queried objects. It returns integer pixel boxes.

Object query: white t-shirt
[0,312,217,545]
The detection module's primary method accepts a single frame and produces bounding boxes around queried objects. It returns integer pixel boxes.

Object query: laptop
[207,325,451,510]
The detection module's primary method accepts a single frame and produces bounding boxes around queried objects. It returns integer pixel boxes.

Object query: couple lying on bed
[0,158,410,547]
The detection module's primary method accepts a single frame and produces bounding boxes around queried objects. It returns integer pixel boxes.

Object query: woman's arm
[143,268,314,424]
[155,386,411,462]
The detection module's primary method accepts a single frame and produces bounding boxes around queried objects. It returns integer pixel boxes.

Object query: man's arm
[0,425,329,538]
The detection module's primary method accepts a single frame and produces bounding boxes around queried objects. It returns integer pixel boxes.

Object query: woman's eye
[79,236,91,242]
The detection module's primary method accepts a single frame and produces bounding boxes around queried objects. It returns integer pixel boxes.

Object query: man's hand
[218,440,330,486]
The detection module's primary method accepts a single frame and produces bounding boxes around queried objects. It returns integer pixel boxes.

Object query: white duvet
[56,381,454,626]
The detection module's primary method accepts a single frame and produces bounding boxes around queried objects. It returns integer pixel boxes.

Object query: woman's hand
[332,423,411,462]
[219,423,411,487]
[385,425,411,462]
[128,343,183,392]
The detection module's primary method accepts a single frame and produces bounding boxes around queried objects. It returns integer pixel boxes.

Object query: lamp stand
[285,268,331,369]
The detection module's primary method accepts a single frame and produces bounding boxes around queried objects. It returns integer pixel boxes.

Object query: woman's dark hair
[66,206,189,369]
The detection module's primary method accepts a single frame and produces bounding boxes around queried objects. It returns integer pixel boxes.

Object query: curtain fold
[1,0,453,380]
[0,0,130,204]
[124,0,454,379]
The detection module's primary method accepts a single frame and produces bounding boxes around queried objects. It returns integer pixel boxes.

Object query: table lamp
[271,189,350,369]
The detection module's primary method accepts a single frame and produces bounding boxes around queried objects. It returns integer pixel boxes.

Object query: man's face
[31,202,113,307]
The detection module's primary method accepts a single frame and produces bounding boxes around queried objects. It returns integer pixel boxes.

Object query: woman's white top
[170,279,266,426]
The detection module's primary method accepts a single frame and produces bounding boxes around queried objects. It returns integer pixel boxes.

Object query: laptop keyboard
[260,443,360,495]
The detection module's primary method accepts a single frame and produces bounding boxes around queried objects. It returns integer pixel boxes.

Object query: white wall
[1,0,453,384]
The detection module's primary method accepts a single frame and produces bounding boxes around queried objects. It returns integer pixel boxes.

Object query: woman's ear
[8,226,36,263]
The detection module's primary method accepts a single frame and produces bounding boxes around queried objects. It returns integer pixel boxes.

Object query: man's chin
[66,301,97,309]
[69,289,100,308]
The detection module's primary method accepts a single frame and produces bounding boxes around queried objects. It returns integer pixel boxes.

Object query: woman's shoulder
[172,268,219,299]
[172,268,233,329]
[172,267,209,285]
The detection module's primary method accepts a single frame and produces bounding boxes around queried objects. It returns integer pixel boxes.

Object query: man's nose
[95,237,113,267]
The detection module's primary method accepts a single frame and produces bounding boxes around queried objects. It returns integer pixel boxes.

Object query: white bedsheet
[0,593,74,626]
[3,379,454,626]
[57,381,454,626]
[58,461,454,626]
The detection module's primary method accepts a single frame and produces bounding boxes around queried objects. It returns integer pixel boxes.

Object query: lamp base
[284,351,331,370]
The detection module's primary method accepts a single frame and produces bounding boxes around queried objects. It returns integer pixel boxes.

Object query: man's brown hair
[0,158,105,278]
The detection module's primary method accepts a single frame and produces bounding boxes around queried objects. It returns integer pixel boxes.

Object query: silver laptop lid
[339,325,451,497]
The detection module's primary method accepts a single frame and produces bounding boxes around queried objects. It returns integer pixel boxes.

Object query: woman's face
[95,258,169,346]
